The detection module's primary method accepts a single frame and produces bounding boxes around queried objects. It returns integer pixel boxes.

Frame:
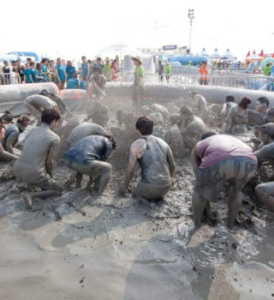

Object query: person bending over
[166,113,184,157]
[64,135,116,195]
[220,95,236,117]
[254,123,274,213]
[0,125,19,161]
[119,116,175,207]
[40,89,72,116]
[13,109,64,209]
[191,133,257,229]
[2,115,30,155]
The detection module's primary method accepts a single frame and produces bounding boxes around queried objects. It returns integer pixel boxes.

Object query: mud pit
[1,98,274,300]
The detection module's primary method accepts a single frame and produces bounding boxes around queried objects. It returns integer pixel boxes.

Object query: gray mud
[0,101,274,300]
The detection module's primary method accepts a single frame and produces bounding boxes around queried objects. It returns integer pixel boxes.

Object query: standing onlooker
[94,57,103,72]
[66,61,76,80]
[131,56,144,108]
[165,62,171,83]
[199,61,210,85]
[264,63,272,77]
[111,59,119,82]
[33,63,44,83]
[158,61,164,83]
[2,61,10,84]
[49,60,56,83]
[81,56,89,82]
[24,63,33,83]
[27,58,32,65]
[61,59,67,70]
[103,57,112,82]
[29,62,36,83]
[10,68,19,84]
[41,58,48,82]
[17,60,25,83]
[56,58,66,90]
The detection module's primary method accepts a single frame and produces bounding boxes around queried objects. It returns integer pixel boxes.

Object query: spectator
[24,63,33,83]
[33,63,44,83]
[264,63,272,77]
[94,57,103,72]
[158,61,164,82]
[199,61,210,85]
[103,57,112,82]
[111,59,119,82]
[49,60,56,83]
[29,61,36,83]
[67,73,79,89]
[2,61,10,84]
[10,68,19,84]
[41,58,49,82]
[27,58,32,64]
[56,58,66,90]
[66,60,76,80]
[81,56,89,82]
[165,62,171,83]
[17,60,25,83]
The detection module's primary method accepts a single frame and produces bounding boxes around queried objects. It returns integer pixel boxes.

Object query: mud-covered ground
[0,100,274,300]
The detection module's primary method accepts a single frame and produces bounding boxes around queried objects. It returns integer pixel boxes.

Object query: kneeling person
[119,116,175,205]
[64,135,116,195]
[13,109,64,208]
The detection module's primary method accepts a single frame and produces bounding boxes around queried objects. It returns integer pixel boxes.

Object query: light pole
[188,9,195,53]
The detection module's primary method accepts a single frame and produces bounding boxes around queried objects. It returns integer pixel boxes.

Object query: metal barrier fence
[0,73,21,85]
[122,72,274,91]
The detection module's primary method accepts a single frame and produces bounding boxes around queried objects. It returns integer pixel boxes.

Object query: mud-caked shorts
[134,181,172,201]
[13,162,64,192]
[195,157,258,203]
[64,160,112,179]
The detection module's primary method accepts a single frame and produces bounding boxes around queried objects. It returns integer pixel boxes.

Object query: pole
[189,20,192,51]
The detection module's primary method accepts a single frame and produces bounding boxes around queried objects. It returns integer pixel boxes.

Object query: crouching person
[64,135,116,195]
[13,109,64,209]
[119,116,175,207]
[191,133,258,229]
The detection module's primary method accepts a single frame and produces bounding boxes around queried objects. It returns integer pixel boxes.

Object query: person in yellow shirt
[131,56,144,108]
[103,57,112,82]
[165,62,171,83]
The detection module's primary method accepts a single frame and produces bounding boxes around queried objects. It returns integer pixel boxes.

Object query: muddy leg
[23,190,59,209]
[192,190,207,228]
[76,173,83,188]
[227,183,242,229]
[255,183,274,213]
[85,176,93,190]
[94,170,111,196]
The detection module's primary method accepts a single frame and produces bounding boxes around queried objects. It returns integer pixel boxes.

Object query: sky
[0,0,273,60]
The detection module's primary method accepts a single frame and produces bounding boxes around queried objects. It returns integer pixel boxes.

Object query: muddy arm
[6,132,18,155]
[0,144,18,161]
[167,147,175,177]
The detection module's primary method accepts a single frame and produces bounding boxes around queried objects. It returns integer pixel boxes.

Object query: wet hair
[136,116,153,135]
[257,97,270,108]
[40,89,50,96]
[225,95,234,102]
[261,123,274,139]
[201,131,217,140]
[169,113,181,125]
[41,108,61,125]
[0,111,13,124]
[180,105,193,115]
[93,66,101,73]
[238,97,252,109]
[267,108,274,117]
[17,115,30,125]
[106,135,116,150]
[41,58,47,63]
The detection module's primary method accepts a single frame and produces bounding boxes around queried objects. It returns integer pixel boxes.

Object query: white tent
[210,49,221,60]
[222,49,236,60]
[199,48,209,57]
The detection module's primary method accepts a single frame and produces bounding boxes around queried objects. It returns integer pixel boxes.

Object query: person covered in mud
[119,116,175,207]
[255,123,274,213]
[64,135,116,195]
[40,89,72,116]
[221,96,251,134]
[89,66,107,101]
[255,97,270,124]
[165,113,184,157]
[86,101,109,128]
[0,111,14,125]
[266,108,274,123]
[180,105,207,150]
[151,104,169,126]
[13,109,64,209]
[67,121,108,147]
[2,115,30,155]
[131,56,144,109]
[116,110,136,132]
[220,95,236,117]
[0,125,19,161]
[24,94,59,124]
[191,132,258,229]
[188,92,208,122]
[147,111,166,141]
